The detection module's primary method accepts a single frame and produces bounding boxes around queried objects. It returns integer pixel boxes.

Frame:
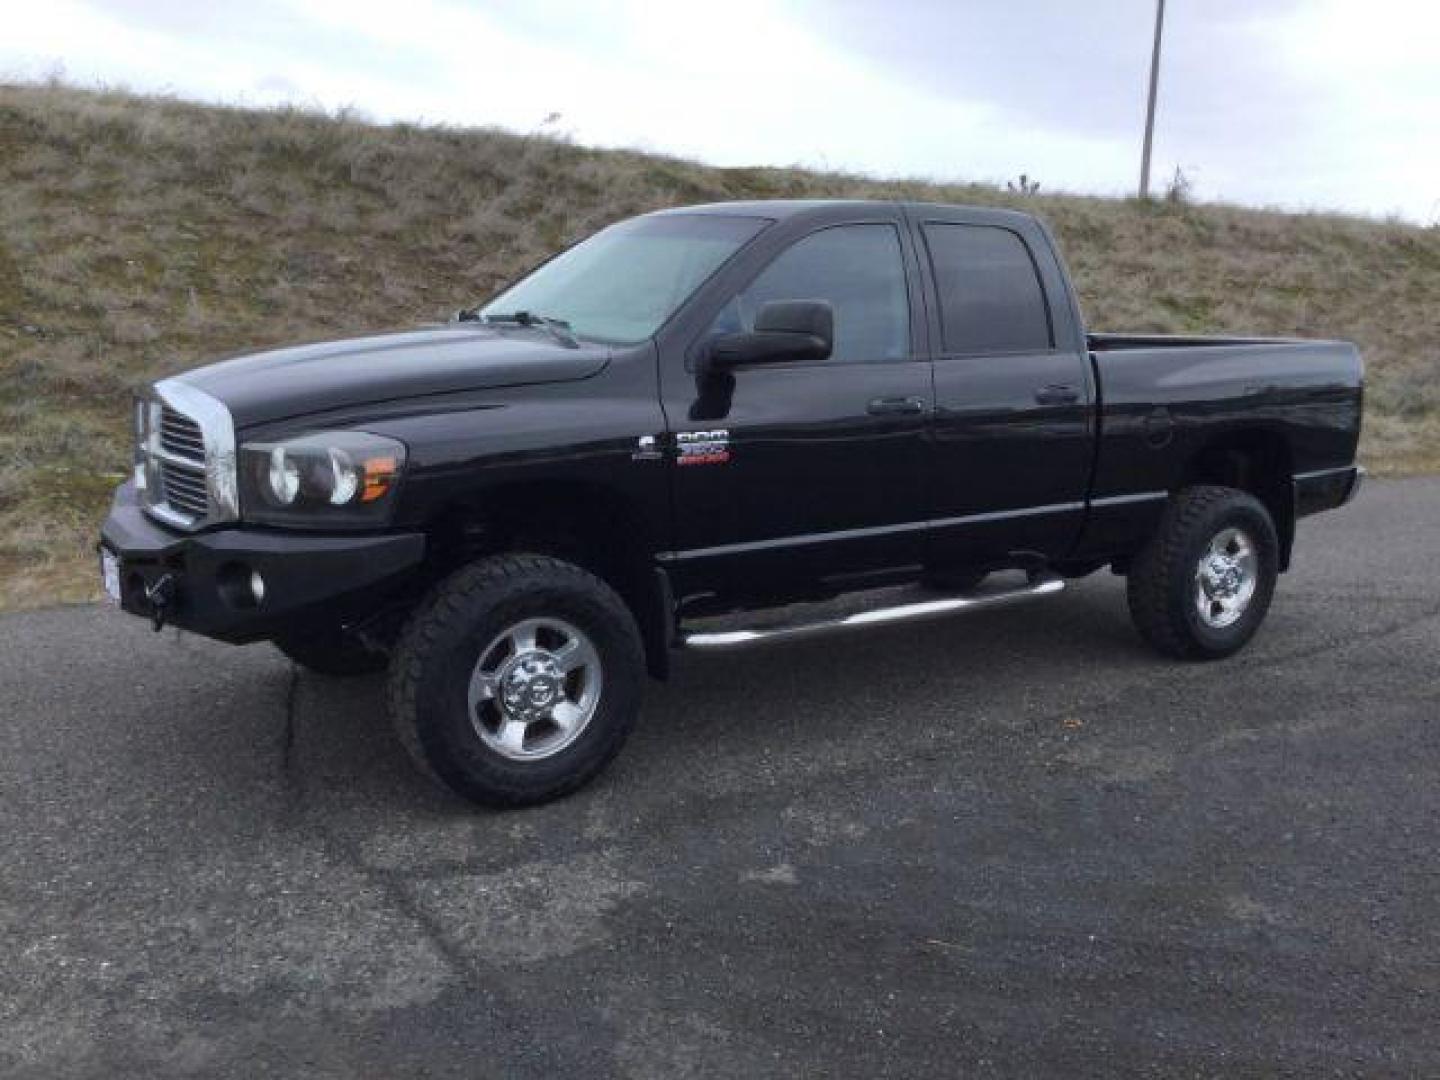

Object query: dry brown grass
[2,83,1437,610]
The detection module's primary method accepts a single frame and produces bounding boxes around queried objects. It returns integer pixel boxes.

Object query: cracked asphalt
[3,478,1438,1078]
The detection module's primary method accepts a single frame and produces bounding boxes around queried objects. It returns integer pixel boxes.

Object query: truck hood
[174,325,610,428]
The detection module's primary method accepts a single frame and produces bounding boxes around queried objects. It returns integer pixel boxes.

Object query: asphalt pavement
[3,479,1438,1078]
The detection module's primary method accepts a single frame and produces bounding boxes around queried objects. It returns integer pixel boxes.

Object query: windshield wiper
[480,310,579,349]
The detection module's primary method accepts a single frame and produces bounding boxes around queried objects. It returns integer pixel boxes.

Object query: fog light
[216,562,265,610]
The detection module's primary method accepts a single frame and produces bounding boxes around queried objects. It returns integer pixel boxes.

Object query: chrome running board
[680,574,1065,650]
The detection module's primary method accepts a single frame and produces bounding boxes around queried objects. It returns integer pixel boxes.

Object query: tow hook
[145,573,178,632]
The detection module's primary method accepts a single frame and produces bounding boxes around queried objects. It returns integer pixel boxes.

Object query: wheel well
[422,482,672,680]
[1179,432,1295,570]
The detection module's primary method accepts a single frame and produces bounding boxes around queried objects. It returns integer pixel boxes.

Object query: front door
[659,216,932,600]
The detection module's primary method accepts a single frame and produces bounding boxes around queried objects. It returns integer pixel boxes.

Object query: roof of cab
[652,198,877,215]
[648,198,1039,230]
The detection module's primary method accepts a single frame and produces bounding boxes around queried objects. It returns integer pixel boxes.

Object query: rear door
[910,209,1094,565]
[657,212,933,598]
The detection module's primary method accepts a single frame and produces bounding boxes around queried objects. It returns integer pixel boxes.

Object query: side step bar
[680,574,1065,650]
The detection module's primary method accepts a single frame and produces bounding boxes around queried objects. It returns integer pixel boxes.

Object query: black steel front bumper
[99,482,426,642]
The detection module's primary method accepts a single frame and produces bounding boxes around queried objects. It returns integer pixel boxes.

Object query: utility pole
[1139,0,1167,199]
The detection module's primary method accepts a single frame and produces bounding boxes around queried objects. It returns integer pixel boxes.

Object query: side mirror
[702,299,833,373]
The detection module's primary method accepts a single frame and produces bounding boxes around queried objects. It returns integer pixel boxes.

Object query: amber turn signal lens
[361,455,399,502]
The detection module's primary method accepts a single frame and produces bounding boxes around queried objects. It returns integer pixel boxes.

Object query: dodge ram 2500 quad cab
[100,200,1364,806]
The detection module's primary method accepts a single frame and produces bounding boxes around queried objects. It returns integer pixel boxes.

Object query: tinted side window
[708,224,910,363]
[923,224,1053,354]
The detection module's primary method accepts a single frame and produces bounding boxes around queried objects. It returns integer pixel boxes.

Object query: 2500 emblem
[676,429,731,467]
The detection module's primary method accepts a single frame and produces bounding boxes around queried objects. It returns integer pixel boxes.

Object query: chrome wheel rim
[1194,526,1258,629]
[468,617,602,761]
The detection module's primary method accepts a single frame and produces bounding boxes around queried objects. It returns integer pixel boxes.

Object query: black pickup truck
[100,200,1363,806]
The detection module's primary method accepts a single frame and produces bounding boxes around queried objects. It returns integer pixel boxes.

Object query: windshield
[479,214,769,345]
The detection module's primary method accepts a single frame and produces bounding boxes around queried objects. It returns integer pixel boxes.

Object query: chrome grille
[137,380,239,531]
[160,408,205,460]
[160,460,209,517]
[156,405,209,519]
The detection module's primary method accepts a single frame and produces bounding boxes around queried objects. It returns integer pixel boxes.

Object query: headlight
[132,394,151,492]
[238,432,407,527]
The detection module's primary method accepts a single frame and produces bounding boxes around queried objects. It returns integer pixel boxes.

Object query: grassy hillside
[1,83,1437,610]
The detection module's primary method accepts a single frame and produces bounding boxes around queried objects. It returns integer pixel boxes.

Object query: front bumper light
[238,431,407,528]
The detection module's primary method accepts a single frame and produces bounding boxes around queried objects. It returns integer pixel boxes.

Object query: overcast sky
[4,0,1438,222]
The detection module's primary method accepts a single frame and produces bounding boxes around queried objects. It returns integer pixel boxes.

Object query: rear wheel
[1126,485,1278,660]
[388,554,645,807]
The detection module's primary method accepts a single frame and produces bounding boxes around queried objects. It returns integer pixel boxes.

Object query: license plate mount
[100,548,122,605]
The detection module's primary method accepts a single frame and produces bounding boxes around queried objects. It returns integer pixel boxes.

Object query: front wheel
[1126,485,1279,660]
[388,554,645,807]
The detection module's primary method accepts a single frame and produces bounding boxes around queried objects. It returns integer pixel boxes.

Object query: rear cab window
[921,223,1054,355]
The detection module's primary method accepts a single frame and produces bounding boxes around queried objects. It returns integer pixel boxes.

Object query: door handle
[867,396,927,416]
[1034,384,1080,406]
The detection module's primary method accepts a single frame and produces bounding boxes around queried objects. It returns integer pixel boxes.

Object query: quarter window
[922,224,1053,354]
[708,224,910,363]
